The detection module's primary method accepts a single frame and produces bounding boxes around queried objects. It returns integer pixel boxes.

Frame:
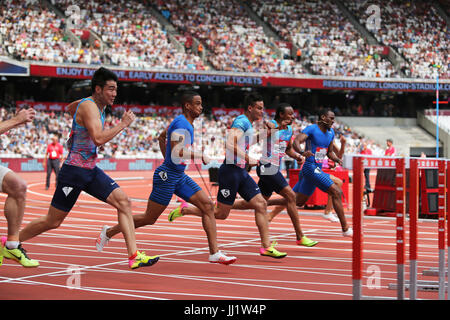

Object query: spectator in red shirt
[45,135,64,190]
[385,138,396,156]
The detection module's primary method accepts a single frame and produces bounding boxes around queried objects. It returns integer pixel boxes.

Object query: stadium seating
[51,0,207,70]
[155,0,304,74]
[248,0,399,78]
[0,0,102,64]
[345,0,449,79]
[0,0,447,78]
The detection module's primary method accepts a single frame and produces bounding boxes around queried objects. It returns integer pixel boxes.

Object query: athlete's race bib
[315,147,327,163]
[275,141,288,156]
[267,140,288,166]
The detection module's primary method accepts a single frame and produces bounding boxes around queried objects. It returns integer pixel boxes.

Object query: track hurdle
[352,155,449,300]
[402,158,447,299]
[352,155,404,300]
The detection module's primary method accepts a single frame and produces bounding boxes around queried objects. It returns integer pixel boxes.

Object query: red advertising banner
[29,64,450,92]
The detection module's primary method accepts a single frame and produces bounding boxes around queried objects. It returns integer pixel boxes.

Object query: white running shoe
[209,251,237,265]
[343,227,353,237]
[96,225,110,252]
[323,212,339,222]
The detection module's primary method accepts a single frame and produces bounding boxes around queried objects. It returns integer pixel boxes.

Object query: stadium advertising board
[0,57,29,76]
[29,63,450,93]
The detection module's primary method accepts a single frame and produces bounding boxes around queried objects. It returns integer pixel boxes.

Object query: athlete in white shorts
[0,107,39,267]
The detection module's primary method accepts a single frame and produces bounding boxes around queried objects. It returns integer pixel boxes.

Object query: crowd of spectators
[51,0,207,70]
[249,0,399,78]
[154,0,305,74]
[0,0,102,64]
[0,106,385,162]
[1,0,448,79]
[346,0,449,79]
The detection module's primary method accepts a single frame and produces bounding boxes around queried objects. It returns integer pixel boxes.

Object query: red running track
[0,171,443,300]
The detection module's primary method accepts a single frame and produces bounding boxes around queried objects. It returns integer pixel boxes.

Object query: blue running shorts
[293,161,334,196]
[216,163,261,205]
[51,164,119,212]
[149,164,201,206]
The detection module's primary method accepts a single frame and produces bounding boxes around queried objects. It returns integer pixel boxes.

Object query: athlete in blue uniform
[172,93,287,258]
[268,109,353,237]
[97,91,236,265]
[231,103,318,247]
[19,67,159,269]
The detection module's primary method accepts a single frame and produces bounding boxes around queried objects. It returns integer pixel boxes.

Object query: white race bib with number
[315,147,327,163]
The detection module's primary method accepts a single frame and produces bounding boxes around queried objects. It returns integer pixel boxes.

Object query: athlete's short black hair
[91,67,118,93]
[180,91,200,110]
[244,92,264,111]
[318,108,333,119]
[275,103,293,120]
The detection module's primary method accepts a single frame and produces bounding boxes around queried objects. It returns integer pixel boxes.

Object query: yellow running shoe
[259,241,287,259]
[168,201,188,222]
[129,251,160,270]
[1,237,39,268]
[296,236,318,247]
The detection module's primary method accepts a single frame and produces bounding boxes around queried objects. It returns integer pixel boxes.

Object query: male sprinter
[96,91,236,265]
[19,67,159,269]
[231,103,318,247]
[169,93,287,259]
[267,109,353,237]
[0,107,39,267]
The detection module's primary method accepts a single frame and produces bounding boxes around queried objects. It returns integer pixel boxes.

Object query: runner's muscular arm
[334,136,346,159]
[0,108,35,135]
[158,127,168,158]
[327,141,342,166]
[225,127,258,166]
[77,100,135,146]
[285,138,304,165]
[292,132,313,158]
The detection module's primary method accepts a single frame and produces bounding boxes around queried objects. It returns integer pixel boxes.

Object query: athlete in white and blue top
[217,93,287,258]
[268,109,353,237]
[232,103,318,247]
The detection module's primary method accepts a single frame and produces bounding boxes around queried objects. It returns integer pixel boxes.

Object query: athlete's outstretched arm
[79,100,135,146]
[0,108,35,135]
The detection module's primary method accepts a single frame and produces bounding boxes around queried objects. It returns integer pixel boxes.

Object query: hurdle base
[361,295,397,300]
[389,280,449,292]
[422,268,448,277]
